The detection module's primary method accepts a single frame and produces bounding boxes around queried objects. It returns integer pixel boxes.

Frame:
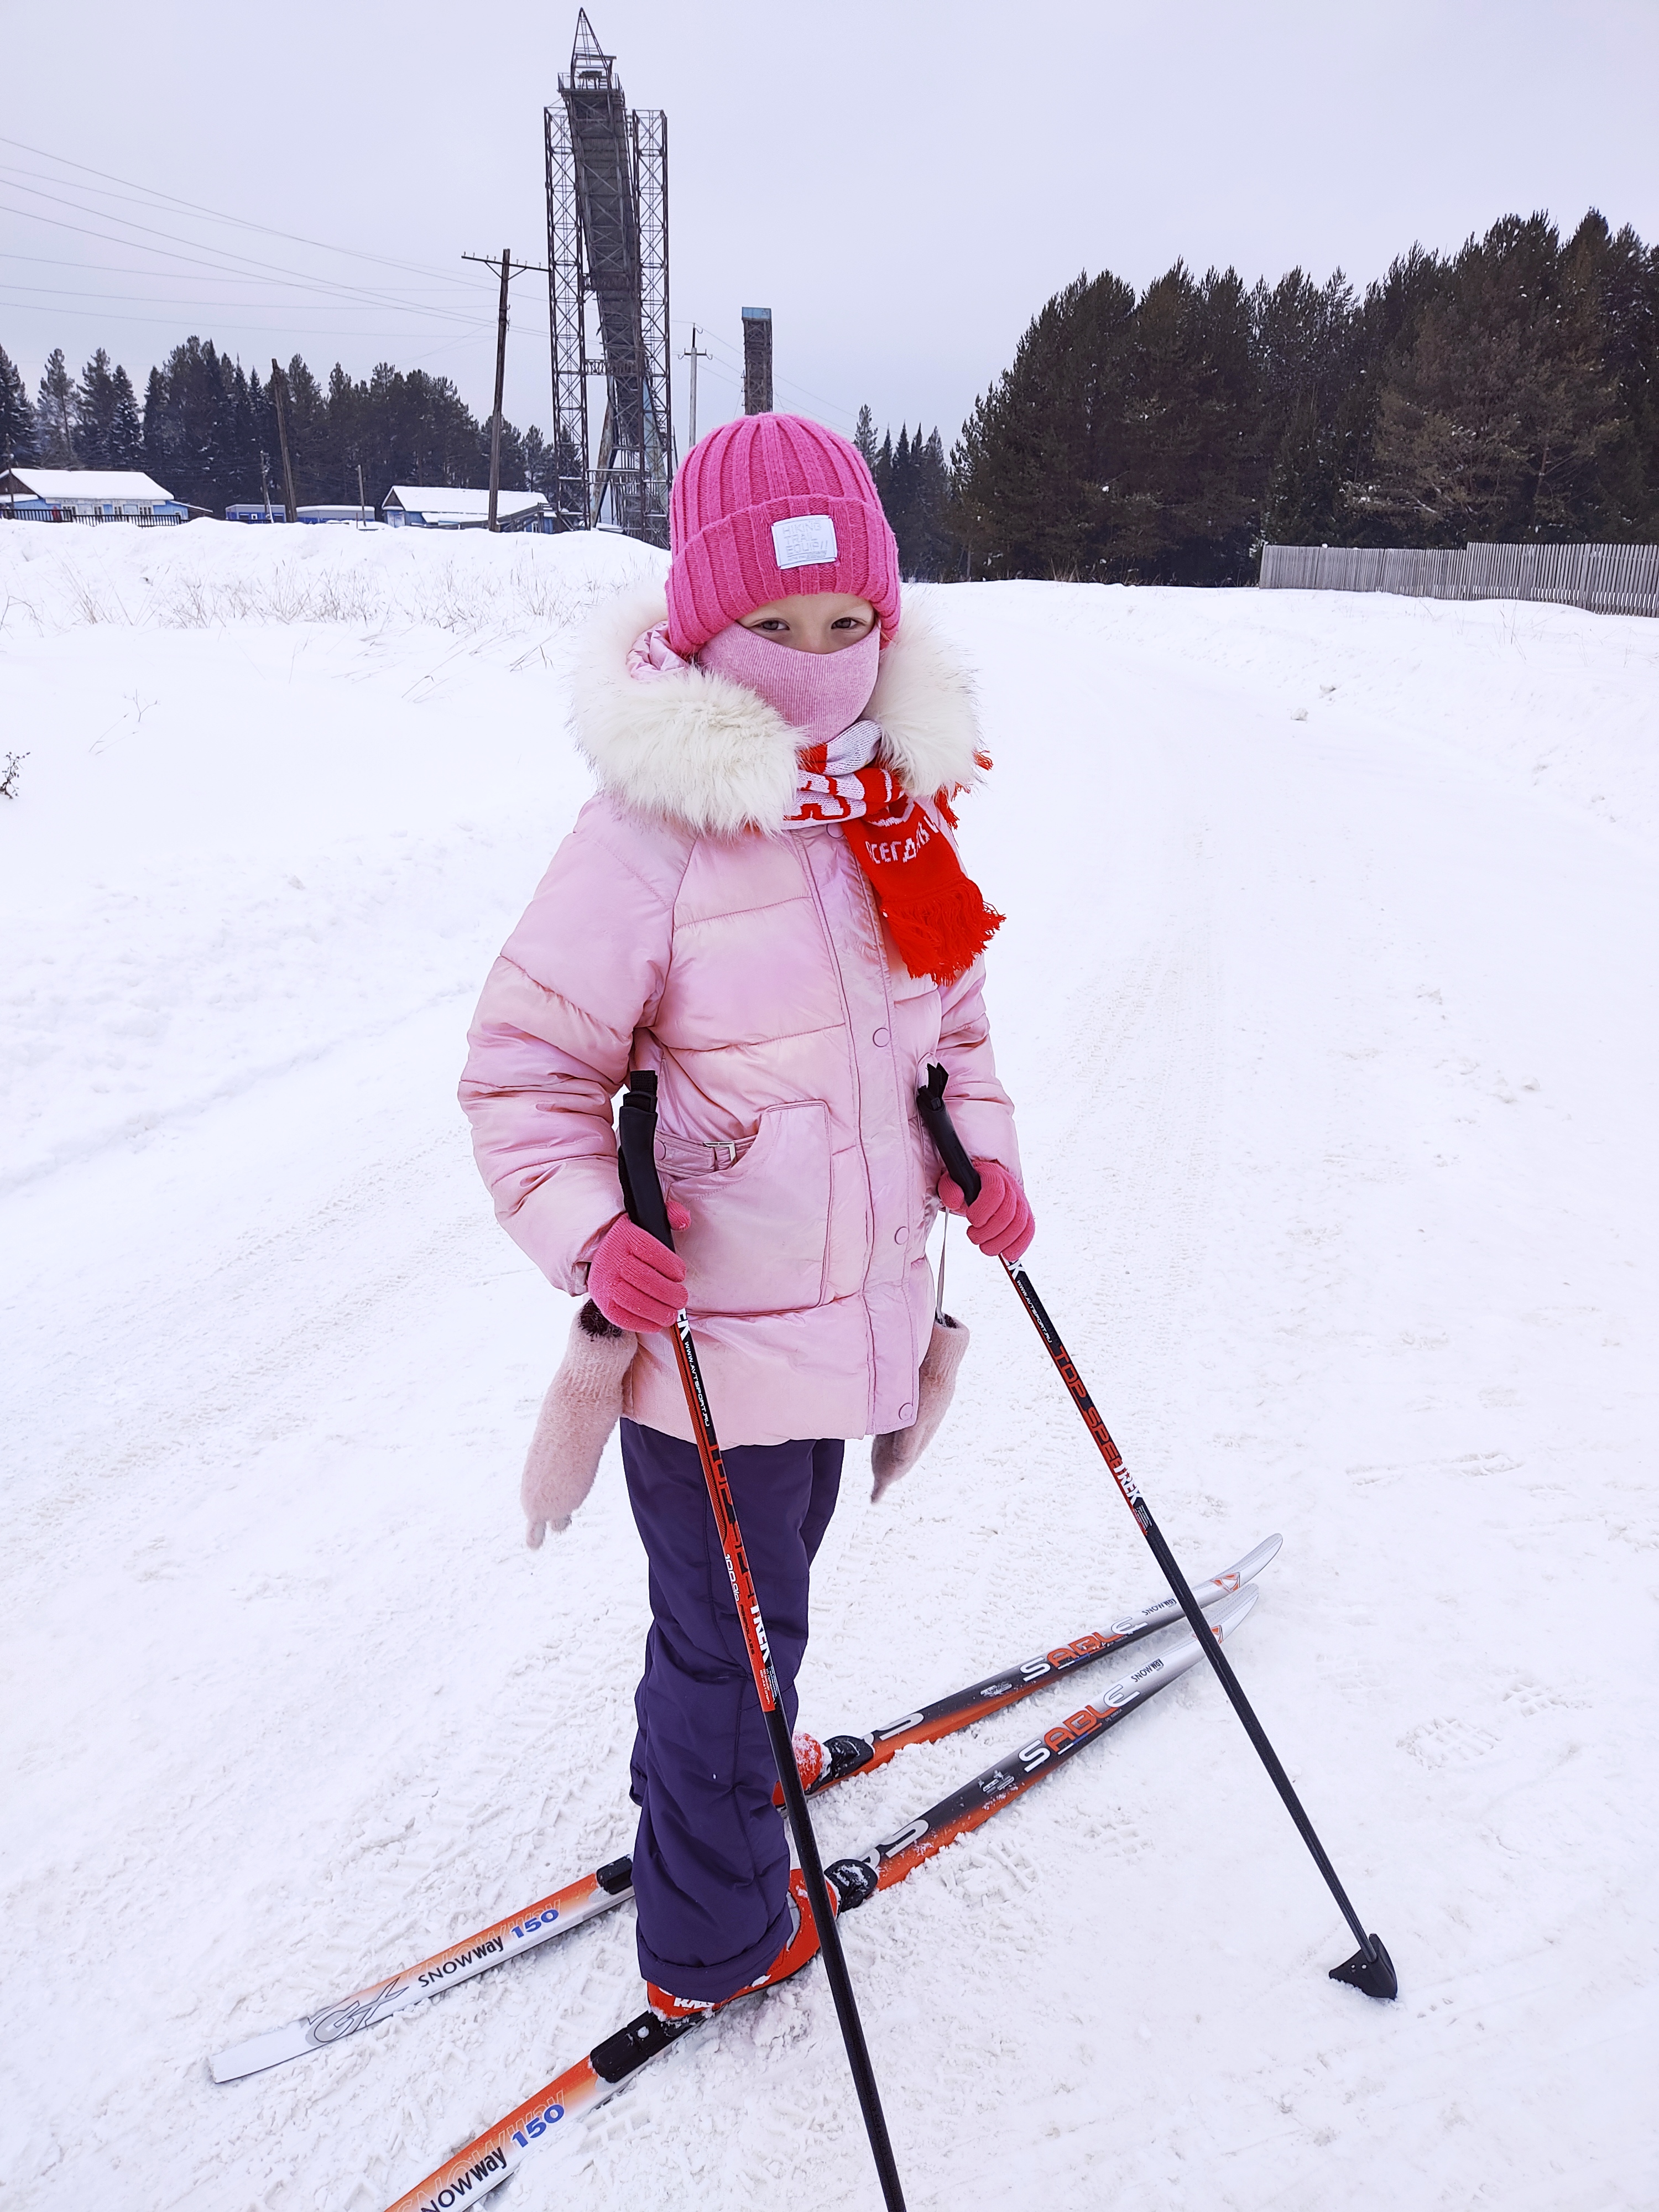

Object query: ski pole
[915,1063,1397,2002]
[615,1071,910,2208]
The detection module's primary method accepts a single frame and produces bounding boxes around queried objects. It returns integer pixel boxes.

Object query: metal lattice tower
[544,12,673,543]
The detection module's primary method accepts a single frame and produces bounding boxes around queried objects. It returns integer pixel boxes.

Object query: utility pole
[357,462,368,528]
[681,324,709,449]
[488,247,510,530]
[269,359,300,523]
[463,249,550,532]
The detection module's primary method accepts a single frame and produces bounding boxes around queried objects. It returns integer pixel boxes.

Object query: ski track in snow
[2,525,1655,2211]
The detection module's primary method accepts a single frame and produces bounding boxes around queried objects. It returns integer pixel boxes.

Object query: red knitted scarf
[789,740,1003,988]
[624,621,1003,987]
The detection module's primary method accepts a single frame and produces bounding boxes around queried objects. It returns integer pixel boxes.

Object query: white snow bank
[0,514,665,636]
[0,525,666,1192]
[975,575,1659,846]
[2,539,1655,2212]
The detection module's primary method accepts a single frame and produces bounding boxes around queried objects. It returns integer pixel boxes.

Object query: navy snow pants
[620,1418,843,2002]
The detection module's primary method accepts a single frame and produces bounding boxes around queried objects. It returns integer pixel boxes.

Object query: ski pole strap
[916,1063,982,1207]
[617,1069,676,1251]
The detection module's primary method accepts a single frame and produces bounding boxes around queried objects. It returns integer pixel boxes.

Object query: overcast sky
[5,0,1656,469]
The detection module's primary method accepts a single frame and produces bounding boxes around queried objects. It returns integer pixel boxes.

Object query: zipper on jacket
[796,830,924,1431]
[794,831,881,1425]
[857,859,926,1415]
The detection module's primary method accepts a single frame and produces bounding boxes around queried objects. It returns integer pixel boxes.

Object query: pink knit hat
[666,414,901,656]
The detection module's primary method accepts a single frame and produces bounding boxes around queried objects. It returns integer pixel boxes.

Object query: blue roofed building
[1,467,190,525]
[382,486,552,531]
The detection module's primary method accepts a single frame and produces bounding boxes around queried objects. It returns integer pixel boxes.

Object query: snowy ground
[2,521,1655,2211]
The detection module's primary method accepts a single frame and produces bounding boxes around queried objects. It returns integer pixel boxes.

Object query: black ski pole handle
[917,1063,981,1206]
[617,1070,676,1251]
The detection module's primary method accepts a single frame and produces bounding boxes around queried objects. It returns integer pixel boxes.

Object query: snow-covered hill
[3,521,1654,2211]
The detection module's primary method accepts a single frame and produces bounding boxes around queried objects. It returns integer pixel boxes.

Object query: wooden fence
[1259,540,1659,618]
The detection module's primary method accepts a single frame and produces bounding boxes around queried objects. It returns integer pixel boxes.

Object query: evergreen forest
[3,208,1656,581]
[934,210,1659,583]
[0,339,546,517]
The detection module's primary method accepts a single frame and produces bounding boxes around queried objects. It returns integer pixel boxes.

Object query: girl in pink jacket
[460,414,1032,2017]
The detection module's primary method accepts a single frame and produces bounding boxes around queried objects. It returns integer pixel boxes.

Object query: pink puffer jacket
[459,588,1020,1447]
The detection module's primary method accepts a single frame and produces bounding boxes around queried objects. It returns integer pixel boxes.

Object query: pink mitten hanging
[521,1300,639,1546]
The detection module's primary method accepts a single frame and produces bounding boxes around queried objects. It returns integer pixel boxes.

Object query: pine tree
[36,348,75,465]
[911,428,953,577]
[140,366,169,489]
[140,337,239,510]
[109,366,143,468]
[496,417,529,492]
[0,345,35,466]
[1253,270,1357,442]
[541,422,585,520]
[246,364,279,504]
[327,361,365,503]
[1111,262,1260,582]
[1561,210,1659,535]
[72,348,120,468]
[523,424,549,497]
[473,406,528,493]
[283,356,327,500]
[1329,244,1448,545]
[855,418,957,577]
[1253,269,1358,544]
[886,424,913,565]
[952,269,1136,580]
[1262,393,1340,543]
[853,404,879,474]
[221,359,260,502]
[1357,213,1629,542]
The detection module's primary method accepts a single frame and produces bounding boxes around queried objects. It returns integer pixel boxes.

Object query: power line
[0,248,473,300]
[2,135,873,447]
[0,135,481,294]
[0,295,492,345]
[1,279,472,313]
[0,184,490,325]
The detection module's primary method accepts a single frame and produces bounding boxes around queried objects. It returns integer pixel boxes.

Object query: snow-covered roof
[3,467,176,502]
[384,486,546,520]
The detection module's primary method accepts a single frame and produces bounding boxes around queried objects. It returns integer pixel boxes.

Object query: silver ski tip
[1191,1534,1281,1611]
[1205,1583,1260,1639]
[1224,1533,1283,1586]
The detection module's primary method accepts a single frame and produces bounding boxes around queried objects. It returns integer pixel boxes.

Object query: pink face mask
[697,620,880,751]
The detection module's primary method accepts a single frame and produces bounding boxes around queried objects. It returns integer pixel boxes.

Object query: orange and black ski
[212,1540,1277,2085]
[380,1586,1259,2212]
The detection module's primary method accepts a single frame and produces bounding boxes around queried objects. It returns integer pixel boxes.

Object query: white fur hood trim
[569,587,983,837]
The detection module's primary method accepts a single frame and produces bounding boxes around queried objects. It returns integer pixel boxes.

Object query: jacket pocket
[658,1102,832,1316]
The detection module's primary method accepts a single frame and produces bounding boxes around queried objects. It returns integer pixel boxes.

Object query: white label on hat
[771,514,838,570]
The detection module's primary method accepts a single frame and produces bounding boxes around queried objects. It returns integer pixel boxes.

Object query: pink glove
[938,1159,1034,1261]
[587,1205,690,1332]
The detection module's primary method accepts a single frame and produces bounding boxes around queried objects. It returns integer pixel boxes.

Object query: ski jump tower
[545,11,673,544]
